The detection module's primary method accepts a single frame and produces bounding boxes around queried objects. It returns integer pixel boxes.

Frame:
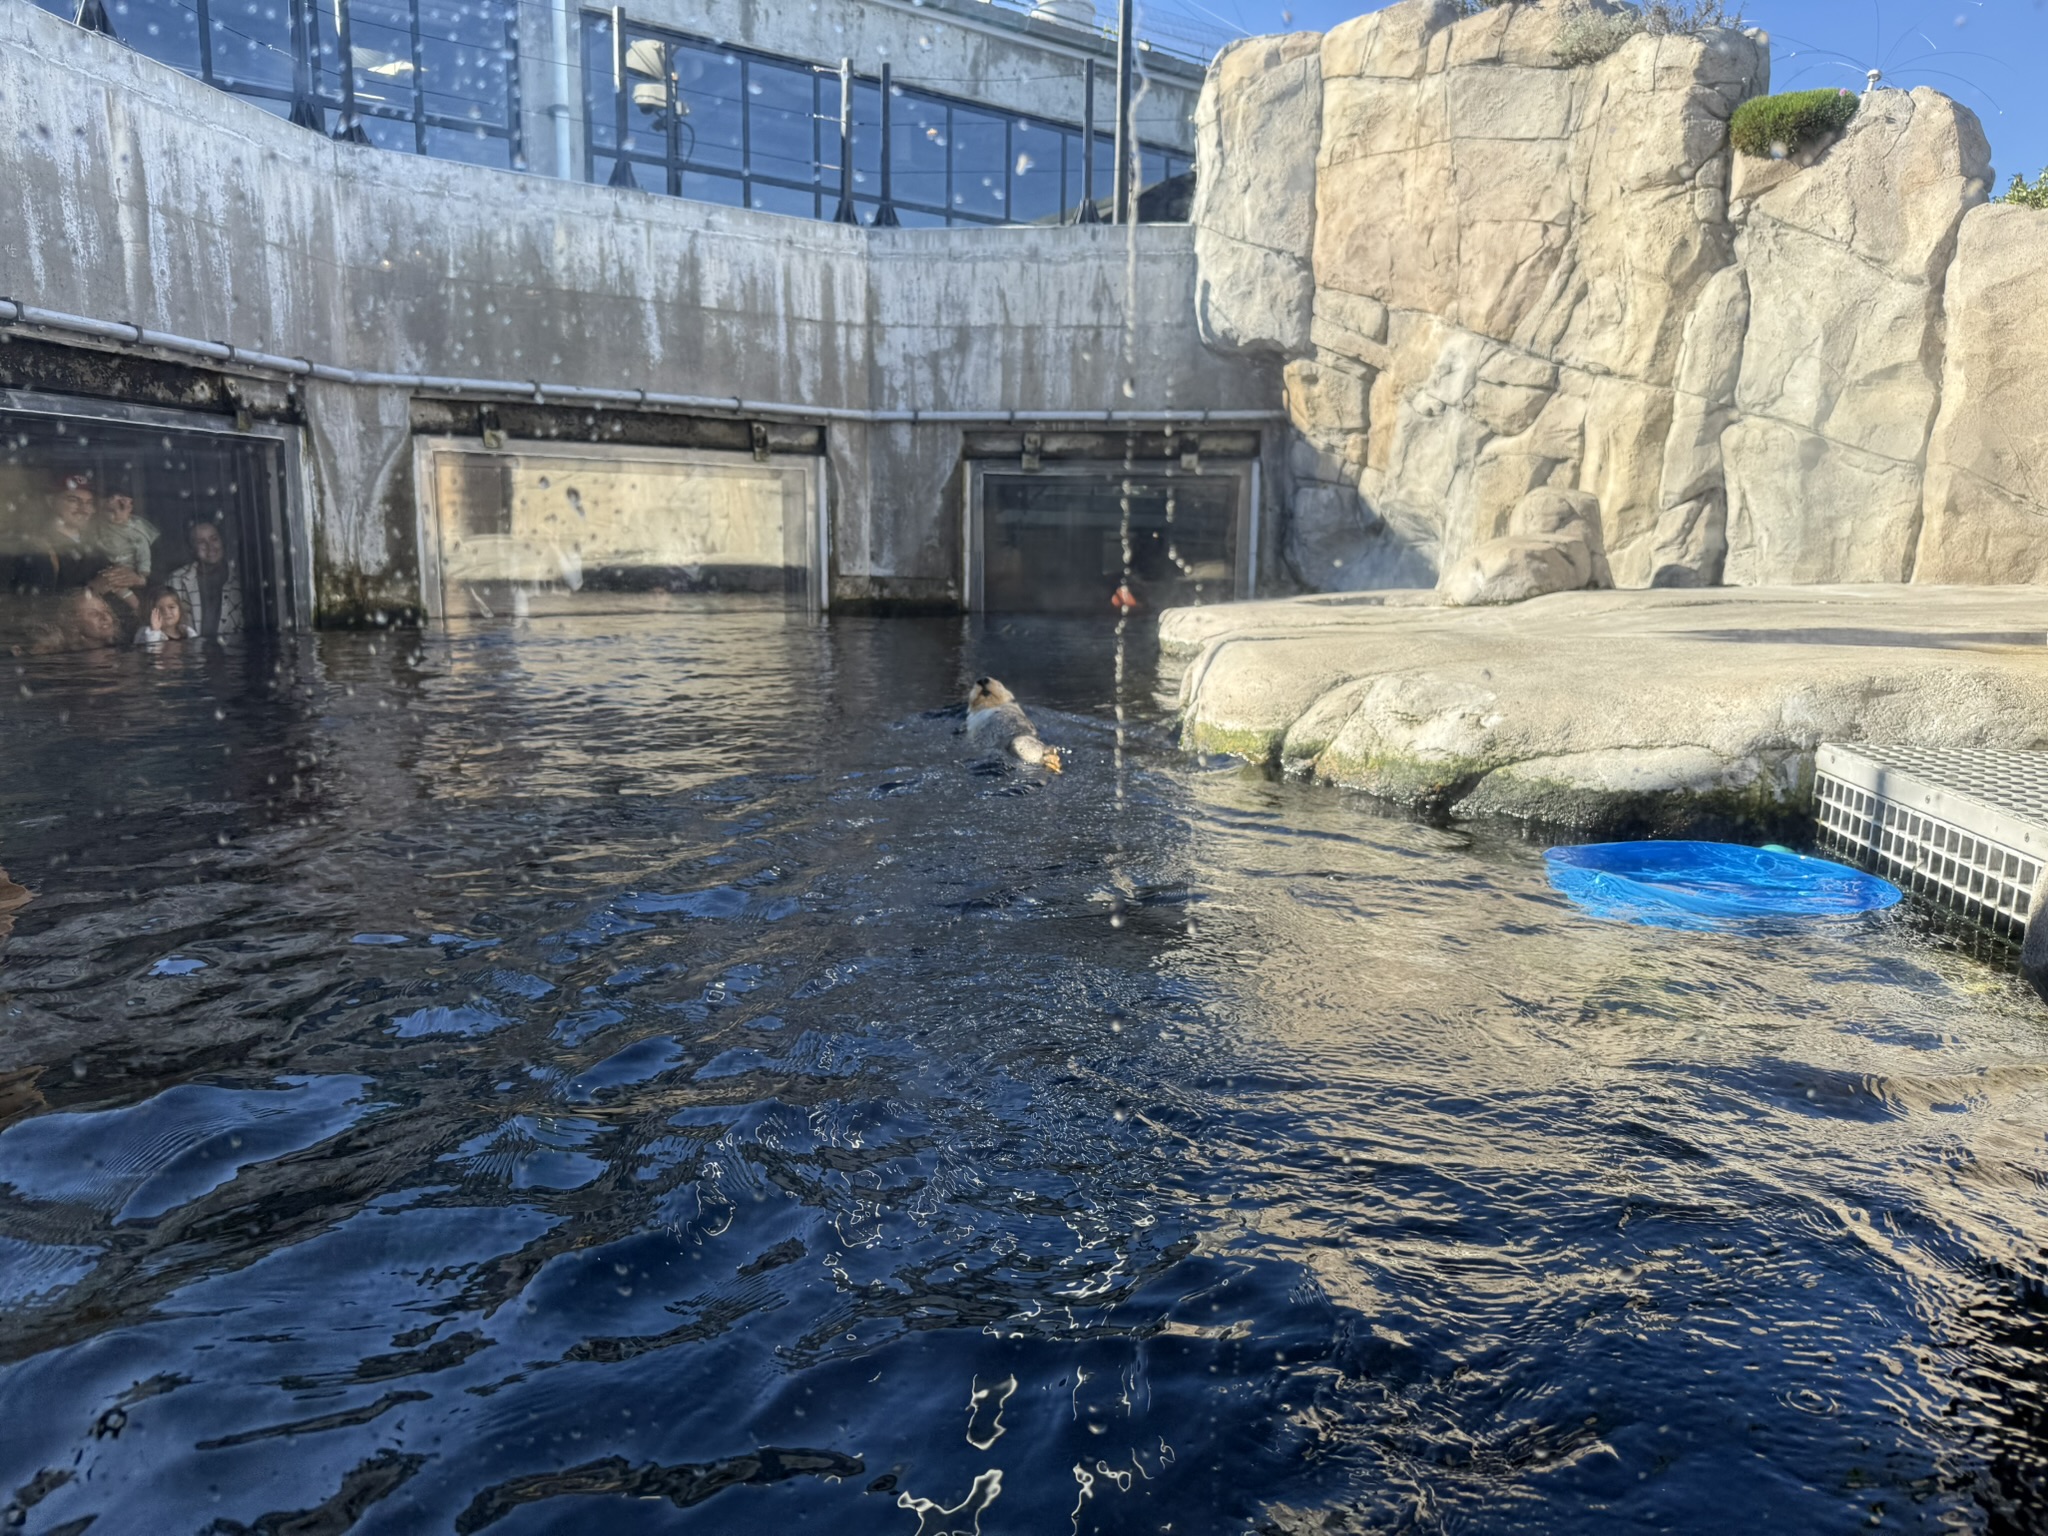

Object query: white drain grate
[1813,744,2048,940]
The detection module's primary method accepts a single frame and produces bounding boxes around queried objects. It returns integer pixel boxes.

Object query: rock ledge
[1165,586,2048,836]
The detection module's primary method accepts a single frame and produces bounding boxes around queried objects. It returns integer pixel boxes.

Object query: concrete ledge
[1163,586,2048,836]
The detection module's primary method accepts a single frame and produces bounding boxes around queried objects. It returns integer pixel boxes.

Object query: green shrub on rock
[1728,88,1861,159]
[2001,169,2048,209]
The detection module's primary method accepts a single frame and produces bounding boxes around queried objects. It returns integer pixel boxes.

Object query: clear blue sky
[1159,0,2047,189]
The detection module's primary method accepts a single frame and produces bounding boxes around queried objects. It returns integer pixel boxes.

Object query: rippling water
[1,611,2045,1534]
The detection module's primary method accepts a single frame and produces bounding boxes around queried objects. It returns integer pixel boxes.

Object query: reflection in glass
[584,16,1189,227]
[1,407,289,653]
[425,444,820,619]
[979,470,1243,614]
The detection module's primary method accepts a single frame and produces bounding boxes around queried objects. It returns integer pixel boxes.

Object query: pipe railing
[0,299,1281,426]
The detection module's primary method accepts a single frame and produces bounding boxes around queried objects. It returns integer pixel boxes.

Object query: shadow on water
[0,608,2045,1533]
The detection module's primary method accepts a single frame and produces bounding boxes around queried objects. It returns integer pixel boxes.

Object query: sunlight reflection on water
[0,610,2044,1533]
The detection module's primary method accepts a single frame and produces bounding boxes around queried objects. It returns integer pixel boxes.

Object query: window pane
[415,0,512,130]
[426,123,513,166]
[110,0,203,75]
[746,59,814,188]
[891,92,947,212]
[684,168,745,207]
[358,110,418,151]
[673,42,741,170]
[850,79,881,183]
[431,448,812,615]
[949,107,1006,217]
[342,0,417,121]
[749,179,817,219]
[893,206,946,229]
[581,16,615,151]
[208,0,296,92]
[1010,120,1065,224]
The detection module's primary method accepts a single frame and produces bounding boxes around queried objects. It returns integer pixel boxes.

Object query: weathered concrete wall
[1191,0,2021,595]
[2,1,1269,618]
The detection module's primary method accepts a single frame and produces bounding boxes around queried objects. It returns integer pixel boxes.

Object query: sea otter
[965,677,1062,773]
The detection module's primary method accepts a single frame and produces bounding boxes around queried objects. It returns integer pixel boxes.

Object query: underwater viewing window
[415,438,826,619]
[0,391,304,654]
[967,462,1254,613]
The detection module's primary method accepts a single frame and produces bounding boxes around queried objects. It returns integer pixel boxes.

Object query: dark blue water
[1,612,2045,1534]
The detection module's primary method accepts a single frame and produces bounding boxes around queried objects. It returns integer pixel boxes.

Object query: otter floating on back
[965,677,1062,773]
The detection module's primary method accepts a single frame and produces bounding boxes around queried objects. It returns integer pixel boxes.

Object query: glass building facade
[42,0,526,168]
[581,13,1189,226]
[33,0,1191,223]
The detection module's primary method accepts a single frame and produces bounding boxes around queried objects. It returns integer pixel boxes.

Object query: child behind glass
[135,589,191,646]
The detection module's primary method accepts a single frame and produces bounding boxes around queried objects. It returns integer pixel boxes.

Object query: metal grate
[1813,744,2048,940]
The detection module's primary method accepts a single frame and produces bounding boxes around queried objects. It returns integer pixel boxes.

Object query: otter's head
[966,676,1015,712]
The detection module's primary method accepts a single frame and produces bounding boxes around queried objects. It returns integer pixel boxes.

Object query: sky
[1155,0,2048,189]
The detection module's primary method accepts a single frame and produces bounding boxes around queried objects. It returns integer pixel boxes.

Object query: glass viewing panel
[425,444,818,618]
[978,469,1243,614]
[31,0,524,169]
[582,14,1189,226]
[29,0,1187,218]
[1,405,290,654]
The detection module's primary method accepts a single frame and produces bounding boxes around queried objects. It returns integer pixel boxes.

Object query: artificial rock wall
[1193,0,2041,592]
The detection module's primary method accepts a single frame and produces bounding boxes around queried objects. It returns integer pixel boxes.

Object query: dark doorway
[975,468,1248,615]
[0,398,297,654]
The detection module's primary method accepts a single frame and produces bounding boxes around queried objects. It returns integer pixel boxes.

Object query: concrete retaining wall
[1,1,1271,619]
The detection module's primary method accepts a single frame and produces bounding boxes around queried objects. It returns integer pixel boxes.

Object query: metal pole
[332,0,370,142]
[871,62,901,226]
[832,57,859,224]
[505,9,525,168]
[663,41,680,197]
[408,0,425,152]
[287,0,323,130]
[607,7,635,187]
[1111,0,1134,223]
[549,0,574,177]
[1074,56,1102,224]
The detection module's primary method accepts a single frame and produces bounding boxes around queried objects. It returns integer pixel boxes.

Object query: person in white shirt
[167,519,244,639]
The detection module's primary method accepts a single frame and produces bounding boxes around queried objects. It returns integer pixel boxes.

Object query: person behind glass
[134,588,191,647]
[168,519,244,639]
[93,480,159,581]
[27,587,123,654]
[10,470,146,618]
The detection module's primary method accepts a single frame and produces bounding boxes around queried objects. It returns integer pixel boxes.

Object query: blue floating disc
[1544,841,1901,931]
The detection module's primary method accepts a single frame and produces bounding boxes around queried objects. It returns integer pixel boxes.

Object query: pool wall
[0,0,1280,622]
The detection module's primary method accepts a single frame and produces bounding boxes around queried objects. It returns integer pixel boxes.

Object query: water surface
[1,612,2044,1534]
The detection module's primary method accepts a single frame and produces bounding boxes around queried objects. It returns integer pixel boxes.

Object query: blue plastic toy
[1544,840,1902,931]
